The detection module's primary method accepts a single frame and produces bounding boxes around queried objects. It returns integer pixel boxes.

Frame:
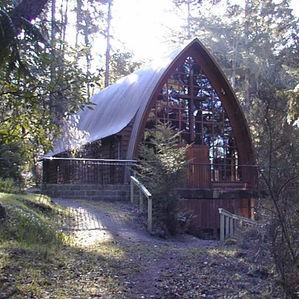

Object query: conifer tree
[138,123,189,235]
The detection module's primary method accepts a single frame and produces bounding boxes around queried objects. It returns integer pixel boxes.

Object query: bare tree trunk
[187,0,191,39]
[104,0,112,87]
[60,0,69,52]
[231,36,237,89]
[243,0,250,112]
[75,0,82,48]
[84,25,91,99]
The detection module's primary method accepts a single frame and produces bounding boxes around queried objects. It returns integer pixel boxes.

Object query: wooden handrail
[218,208,256,241]
[130,176,151,198]
[219,208,256,224]
[130,175,152,233]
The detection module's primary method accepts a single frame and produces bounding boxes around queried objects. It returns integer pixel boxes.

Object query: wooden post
[147,196,152,233]
[139,189,143,212]
[130,177,134,203]
[220,213,225,241]
[129,175,152,233]
[230,217,234,236]
[219,207,257,241]
[225,216,230,238]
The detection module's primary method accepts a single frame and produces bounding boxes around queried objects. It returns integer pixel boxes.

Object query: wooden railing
[42,157,136,184]
[218,208,256,241]
[130,175,152,233]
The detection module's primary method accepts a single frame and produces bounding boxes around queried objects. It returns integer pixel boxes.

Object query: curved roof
[46,42,185,157]
[47,38,255,166]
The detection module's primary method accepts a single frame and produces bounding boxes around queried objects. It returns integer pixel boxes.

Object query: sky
[111,0,299,61]
[112,0,182,60]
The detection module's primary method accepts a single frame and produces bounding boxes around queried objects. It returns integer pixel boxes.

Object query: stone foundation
[42,184,130,201]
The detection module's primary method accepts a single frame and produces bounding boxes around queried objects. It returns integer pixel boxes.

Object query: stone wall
[42,184,130,201]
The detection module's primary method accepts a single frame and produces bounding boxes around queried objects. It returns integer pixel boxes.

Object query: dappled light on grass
[207,247,239,257]
[0,241,128,298]
[0,192,68,248]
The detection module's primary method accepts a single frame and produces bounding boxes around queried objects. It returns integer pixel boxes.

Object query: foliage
[0,178,18,194]
[109,48,143,84]
[0,192,66,247]
[171,0,299,296]
[0,0,49,64]
[0,143,23,183]
[138,123,189,235]
[254,89,299,298]
[0,1,102,185]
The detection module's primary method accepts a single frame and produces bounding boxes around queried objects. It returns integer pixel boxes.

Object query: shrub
[138,123,189,235]
[0,177,18,193]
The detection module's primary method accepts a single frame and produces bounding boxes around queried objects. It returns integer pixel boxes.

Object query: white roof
[46,43,184,157]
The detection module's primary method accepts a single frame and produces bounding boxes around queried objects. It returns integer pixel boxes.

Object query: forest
[0,0,298,297]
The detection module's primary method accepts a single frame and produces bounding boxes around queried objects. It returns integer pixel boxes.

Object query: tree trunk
[104,0,112,87]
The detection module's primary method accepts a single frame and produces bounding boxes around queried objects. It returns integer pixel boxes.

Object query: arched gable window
[146,56,239,183]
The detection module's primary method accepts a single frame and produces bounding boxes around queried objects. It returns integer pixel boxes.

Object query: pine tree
[138,123,189,235]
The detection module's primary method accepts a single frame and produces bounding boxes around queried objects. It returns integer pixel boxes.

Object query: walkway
[54,198,212,247]
[52,198,278,298]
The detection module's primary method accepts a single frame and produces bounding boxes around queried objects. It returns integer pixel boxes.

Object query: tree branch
[0,0,49,64]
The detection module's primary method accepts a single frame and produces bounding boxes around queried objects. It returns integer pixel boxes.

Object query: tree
[109,48,143,84]
[74,0,104,97]
[101,0,113,87]
[0,1,95,185]
[0,0,49,64]
[138,123,189,235]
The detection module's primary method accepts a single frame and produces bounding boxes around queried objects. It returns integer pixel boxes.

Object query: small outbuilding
[43,38,257,238]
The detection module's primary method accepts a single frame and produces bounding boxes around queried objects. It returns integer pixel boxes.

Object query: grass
[0,192,67,249]
[0,192,133,298]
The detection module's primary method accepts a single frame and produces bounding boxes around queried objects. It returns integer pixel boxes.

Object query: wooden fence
[42,157,136,185]
[219,208,257,241]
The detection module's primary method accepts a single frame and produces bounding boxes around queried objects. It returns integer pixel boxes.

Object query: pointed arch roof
[47,38,254,166]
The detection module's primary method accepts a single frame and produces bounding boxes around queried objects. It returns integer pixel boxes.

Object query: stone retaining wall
[42,184,130,201]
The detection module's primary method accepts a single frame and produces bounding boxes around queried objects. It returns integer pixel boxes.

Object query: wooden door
[186,144,211,188]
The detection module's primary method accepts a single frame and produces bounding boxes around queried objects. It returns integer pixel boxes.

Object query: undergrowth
[0,193,127,298]
[0,178,19,194]
[0,192,68,249]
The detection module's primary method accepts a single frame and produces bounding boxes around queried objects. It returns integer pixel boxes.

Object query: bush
[0,177,18,193]
[138,123,189,235]
[0,143,23,182]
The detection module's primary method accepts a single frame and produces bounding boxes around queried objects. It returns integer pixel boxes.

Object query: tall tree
[74,0,104,96]
[0,0,94,184]
[102,0,113,87]
[109,48,142,84]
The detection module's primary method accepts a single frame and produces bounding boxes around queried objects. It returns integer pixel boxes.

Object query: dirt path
[53,198,280,298]
[54,198,211,246]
